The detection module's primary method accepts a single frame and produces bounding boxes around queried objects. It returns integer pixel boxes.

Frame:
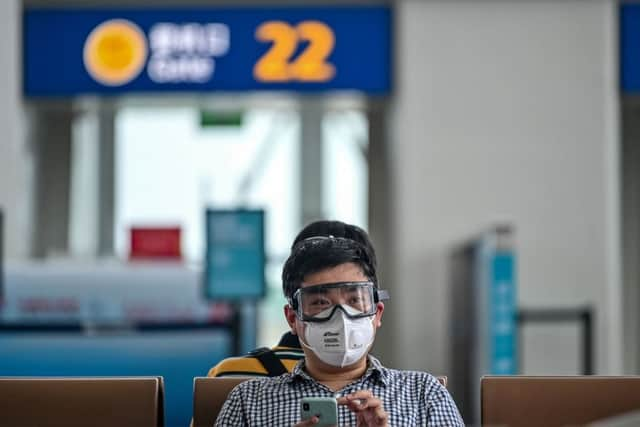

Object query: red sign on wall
[129,227,182,260]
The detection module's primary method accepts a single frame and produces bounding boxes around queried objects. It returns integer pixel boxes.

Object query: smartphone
[300,396,338,427]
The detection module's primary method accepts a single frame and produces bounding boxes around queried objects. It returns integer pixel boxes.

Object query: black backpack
[248,347,288,376]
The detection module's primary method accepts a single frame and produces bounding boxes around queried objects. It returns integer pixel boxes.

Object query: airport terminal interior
[2,0,640,426]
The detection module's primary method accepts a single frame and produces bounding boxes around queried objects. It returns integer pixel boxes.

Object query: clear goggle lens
[293,282,379,322]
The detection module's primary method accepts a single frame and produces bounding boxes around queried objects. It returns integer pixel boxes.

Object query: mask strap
[299,335,314,352]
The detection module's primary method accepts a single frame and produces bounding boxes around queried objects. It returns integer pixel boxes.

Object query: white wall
[383,0,622,375]
[0,0,31,259]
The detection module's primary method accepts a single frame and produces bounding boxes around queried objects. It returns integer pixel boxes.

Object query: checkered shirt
[214,355,464,426]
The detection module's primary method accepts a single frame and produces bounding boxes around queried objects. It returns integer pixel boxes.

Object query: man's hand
[338,390,388,427]
[293,416,339,427]
[293,416,320,426]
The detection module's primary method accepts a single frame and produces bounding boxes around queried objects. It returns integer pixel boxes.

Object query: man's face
[284,262,384,365]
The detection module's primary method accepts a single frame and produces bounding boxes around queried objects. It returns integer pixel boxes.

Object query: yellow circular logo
[83,19,148,86]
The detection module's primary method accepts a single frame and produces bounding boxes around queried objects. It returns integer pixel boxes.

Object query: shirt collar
[366,355,390,386]
[287,355,389,387]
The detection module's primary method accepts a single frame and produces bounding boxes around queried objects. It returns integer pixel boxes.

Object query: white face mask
[301,305,375,368]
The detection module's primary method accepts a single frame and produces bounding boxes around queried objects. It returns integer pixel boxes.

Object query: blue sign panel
[489,252,517,374]
[475,233,517,376]
[205,210,265,300]
[622,4,640,93]
[24,7,391,96]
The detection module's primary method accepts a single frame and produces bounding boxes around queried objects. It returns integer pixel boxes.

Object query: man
[215,222,464,426]
[206,220,376,378]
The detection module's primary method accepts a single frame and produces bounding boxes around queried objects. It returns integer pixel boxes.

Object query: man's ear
[374,302,384,328]
[284,304,298,335]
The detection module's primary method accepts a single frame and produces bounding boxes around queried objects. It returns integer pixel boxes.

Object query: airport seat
[481,376,640,427]
[0,377,164,427]
[192,375,447,427]
[193,376,253,427]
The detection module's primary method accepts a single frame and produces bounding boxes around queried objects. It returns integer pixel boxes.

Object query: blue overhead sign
[622,4,640,93]
[23,7,391,96]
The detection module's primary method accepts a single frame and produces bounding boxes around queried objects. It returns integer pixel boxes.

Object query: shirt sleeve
[425,377,465,427]
[214,384,248,427]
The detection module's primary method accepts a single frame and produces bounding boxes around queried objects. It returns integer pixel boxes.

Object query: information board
[449,225,517,423]
[24,7,391,96]
[204,210,265,300]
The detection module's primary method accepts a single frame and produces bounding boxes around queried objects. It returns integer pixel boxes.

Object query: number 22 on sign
[253,21,335,83]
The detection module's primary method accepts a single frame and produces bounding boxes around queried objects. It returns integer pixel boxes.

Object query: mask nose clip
[327,304,364,320]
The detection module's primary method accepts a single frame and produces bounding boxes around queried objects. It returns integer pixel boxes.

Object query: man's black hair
[282,220,378,301]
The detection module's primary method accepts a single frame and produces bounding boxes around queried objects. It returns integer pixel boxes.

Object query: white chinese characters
[147,23,230,83]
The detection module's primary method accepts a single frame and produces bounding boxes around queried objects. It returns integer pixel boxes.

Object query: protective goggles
[290,281,390,322]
